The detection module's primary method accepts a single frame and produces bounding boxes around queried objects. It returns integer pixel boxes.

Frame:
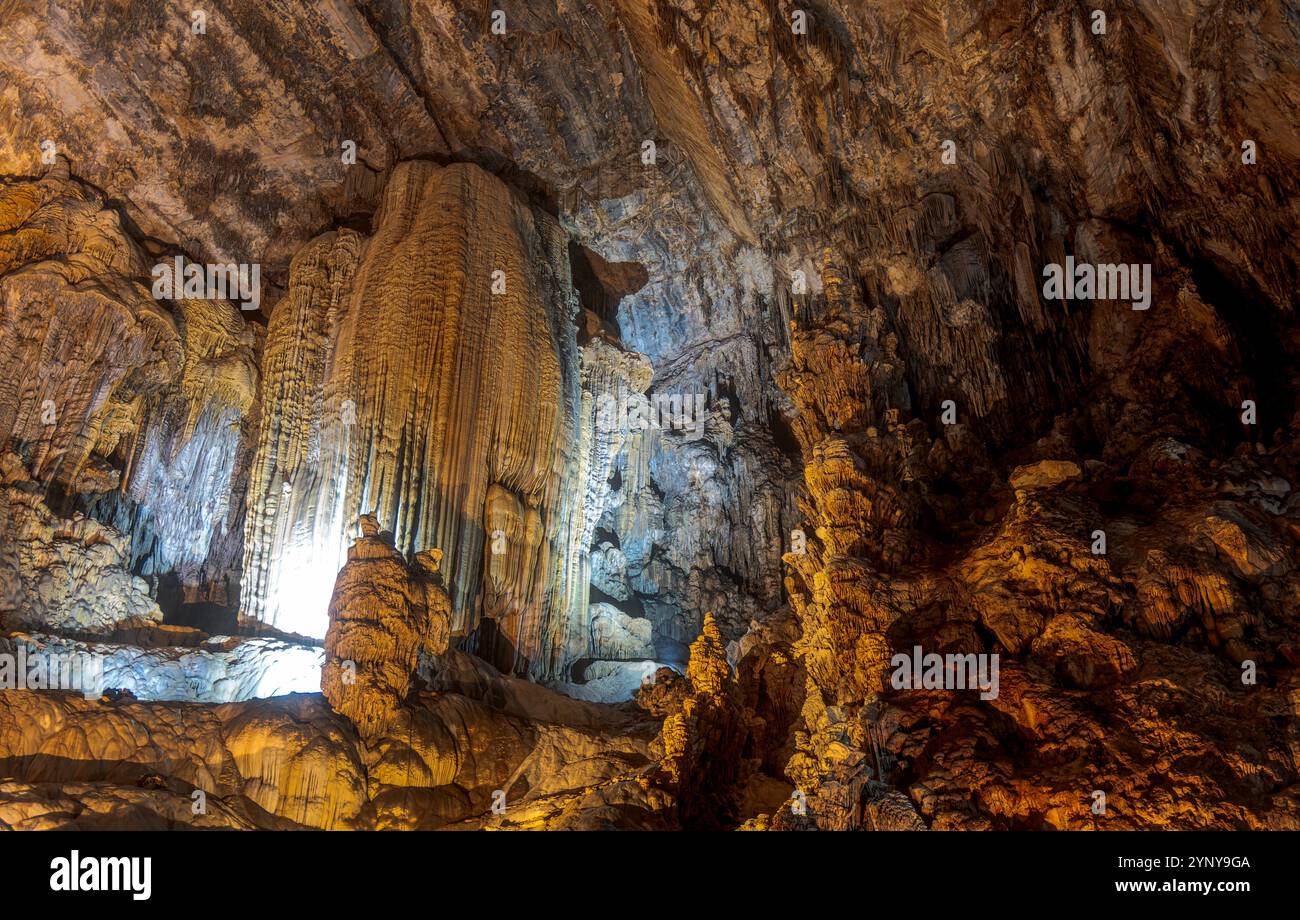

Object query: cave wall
[0,163,259,630]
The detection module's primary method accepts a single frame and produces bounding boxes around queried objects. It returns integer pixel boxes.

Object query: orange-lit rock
[320,516,452,739]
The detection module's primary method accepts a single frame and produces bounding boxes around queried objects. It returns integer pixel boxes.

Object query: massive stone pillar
[242,161,631,680]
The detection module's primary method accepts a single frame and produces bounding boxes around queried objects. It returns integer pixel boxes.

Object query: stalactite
[242,161,647,681]
[0,167,258,620]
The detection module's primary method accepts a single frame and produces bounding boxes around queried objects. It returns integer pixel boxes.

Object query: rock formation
[0,0,1297,832]
[241,160,652,687]
[321,515,451,739]
[2,452,162,634]
[0,164,259,618]
[656,613,748,829]
[0,662,667,830]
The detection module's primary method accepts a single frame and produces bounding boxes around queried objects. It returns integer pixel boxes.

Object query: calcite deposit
[321,515,451,738]
[0,0,1297,832]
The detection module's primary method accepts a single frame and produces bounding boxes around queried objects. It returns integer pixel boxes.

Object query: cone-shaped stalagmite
[321,514,451,739]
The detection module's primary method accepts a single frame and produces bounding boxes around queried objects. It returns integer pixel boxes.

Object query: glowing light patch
[8,634,324,703]
[245,645,326,698]
[261,542,347,639]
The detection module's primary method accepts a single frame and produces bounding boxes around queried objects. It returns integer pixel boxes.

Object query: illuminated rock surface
[241,162,644,688]
[1,458,162,634]
[0,677,666,830]
[0,632,323,703]
[0,0,1297,830]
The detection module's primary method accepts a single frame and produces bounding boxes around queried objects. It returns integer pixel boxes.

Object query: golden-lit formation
[0,0,1296,838]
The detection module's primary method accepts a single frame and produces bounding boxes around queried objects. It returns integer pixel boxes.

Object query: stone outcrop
[321,516,451,739]
[1,453,161,633]
[589,602,655,661]
[0,632,323,703]
[655,614,749,829]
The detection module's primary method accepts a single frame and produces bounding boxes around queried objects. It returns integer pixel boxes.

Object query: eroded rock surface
[0,0,1296,831]
[0,674,666,830]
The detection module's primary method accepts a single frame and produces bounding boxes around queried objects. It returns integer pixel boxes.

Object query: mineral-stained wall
[655,0,1300,829]
[0,0,800,655]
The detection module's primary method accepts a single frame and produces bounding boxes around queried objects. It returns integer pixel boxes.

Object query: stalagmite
[321,515,451,739]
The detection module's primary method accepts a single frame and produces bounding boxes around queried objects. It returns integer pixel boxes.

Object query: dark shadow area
[155,575,238,634]
[569,241,649,335]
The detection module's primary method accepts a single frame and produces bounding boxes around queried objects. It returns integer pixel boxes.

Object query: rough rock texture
[773,248,1300,829]
[321,516,450,739]
[655,613,749,829]
[2,0,799,665]
[0,165,259,612]
[0,671,667,830]
[589,602,655,660]
[553,659,675,704]
[2,453,161,633]
[0,0,1297,831]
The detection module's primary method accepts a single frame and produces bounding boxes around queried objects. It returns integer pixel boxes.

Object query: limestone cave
[0,0,1297,840]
